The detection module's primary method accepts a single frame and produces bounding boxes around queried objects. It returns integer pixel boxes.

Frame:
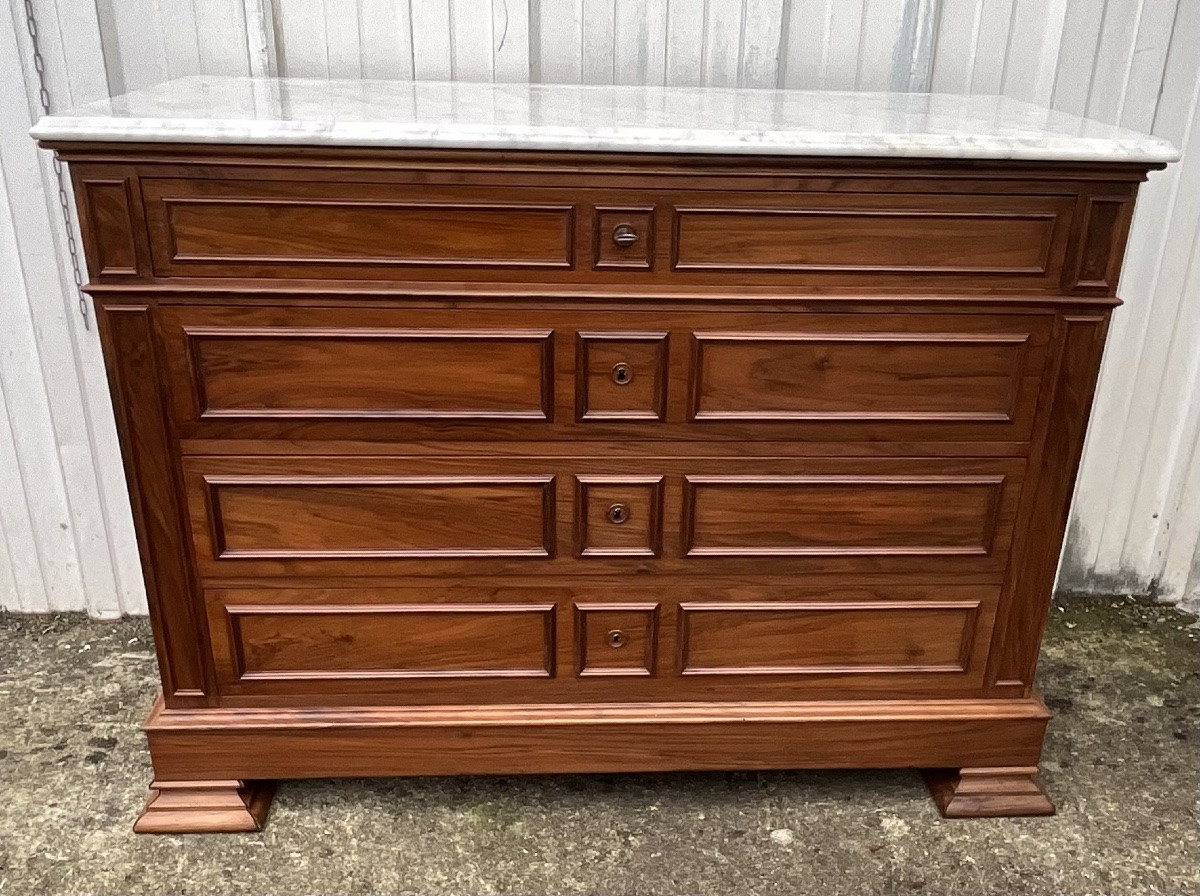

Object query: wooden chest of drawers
[46,122,1163,830]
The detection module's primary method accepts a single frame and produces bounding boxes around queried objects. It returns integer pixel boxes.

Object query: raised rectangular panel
[200,475,555,561]
[575,476,664,557]
[80,179,138,275]
[219,600,556,680]
[691,333,1028,424]
[576,332,668,422]
[184,327,553,421]
[683,475,1004,557]
[575,603,659,676]
[1071,196,1133,291]
[672,196,1066,277]
[162,201,573,267]
[142,179,575,277]
[679,601,980,674]
[593,207,654,270]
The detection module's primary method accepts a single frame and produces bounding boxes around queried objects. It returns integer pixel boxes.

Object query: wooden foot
[923,766,1055,818]
[133,779,276,833]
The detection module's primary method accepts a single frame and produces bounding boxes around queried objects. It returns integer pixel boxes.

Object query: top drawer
[138,176,1075,292]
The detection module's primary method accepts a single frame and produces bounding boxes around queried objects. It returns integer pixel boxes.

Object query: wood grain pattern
[678,601,980,675]
[95,304,212,704]
[198,473,557,563]
[180,324,554,422]
[689,331,1032,426]
[682,473,1006,559]
[142,695,1053,780]
[59,145,1154,829]
[143,178,577,276]
[224,602,556,680]
[987,314,1110,693]
[672,198,1067,281]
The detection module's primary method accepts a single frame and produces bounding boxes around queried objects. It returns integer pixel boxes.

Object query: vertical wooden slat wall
[1,0,1197,615]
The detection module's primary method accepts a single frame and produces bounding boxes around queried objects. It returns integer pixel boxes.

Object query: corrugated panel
[1057,0,1200,610]
[2,0,1197,615]
[2,0,145,617]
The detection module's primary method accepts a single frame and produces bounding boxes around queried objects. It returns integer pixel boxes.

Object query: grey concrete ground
[0,596,1196,896]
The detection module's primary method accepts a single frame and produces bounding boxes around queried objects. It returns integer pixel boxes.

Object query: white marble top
[31,75,1179,163]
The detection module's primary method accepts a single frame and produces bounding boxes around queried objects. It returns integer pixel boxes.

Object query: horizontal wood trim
[142,694,1052,779]
[52,145,1162,182]
[85,281,1127,306]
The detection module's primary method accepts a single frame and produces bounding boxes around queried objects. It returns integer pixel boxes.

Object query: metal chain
[24,0,89,330]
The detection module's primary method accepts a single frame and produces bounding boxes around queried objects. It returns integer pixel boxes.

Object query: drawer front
[138,175,1074,292]
[669,192,1072,291]
[204,582,1000,703]
[143,178,579,278]
[160,305,1052,444]
[678,601,979,675]
[184,455,1024,579]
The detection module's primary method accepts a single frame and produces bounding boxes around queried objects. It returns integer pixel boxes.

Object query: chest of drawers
[36,80,1173,832]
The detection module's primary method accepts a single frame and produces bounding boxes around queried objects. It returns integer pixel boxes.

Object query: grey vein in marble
[31,76,1179,163]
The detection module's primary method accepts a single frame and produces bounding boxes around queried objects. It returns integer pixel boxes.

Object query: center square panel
[574,475,664,558]
[575,331,669,422]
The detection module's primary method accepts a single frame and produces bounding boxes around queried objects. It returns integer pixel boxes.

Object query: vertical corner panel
[988,313,1111,693]
[1067,194,1135,294]
[77,177,141,277]
[95,304,212,704]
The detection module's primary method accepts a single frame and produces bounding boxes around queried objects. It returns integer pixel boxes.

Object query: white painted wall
[2,0,1197,616]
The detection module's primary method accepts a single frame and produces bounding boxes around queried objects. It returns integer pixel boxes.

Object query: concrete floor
[0,596,1196,896]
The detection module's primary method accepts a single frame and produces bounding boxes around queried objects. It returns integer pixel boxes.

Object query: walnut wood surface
[155,305,1053,444]
[133,779,275,833]
[55,145,1155,830]
[923,766,1055,818]
[142,694,1051,778]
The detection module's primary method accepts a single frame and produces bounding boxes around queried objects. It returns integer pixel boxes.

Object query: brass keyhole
[607,503,629,525]
[612,363,633,385]
[607,629,627,648]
